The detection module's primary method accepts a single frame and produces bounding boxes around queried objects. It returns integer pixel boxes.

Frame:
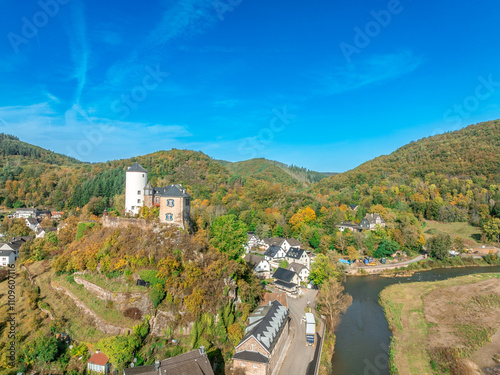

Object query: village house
[125,162,191,229]
[244,254,272,279]
[25,217,40,231]
[0,238,29,255]
[359,213,386,230]
[123,348,214,375]
[35,227,57,238]
[246,232,265,252]
[232,300,290,375]
[287,262,310,283]
[284,247,310,269]
[12,208,37,219]
[272,267,300,294]
[261,237,302,252]
[0,249,16,267]
[264,245,287,262]
[336,221,362,233]
[87,352,110,374]
[51,211,64,219]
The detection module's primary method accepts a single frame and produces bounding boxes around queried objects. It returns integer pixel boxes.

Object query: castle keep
[125,162,191,229]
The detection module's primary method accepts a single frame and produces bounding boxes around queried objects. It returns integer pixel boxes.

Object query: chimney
[199,346,206,355]
[155,360,160,370]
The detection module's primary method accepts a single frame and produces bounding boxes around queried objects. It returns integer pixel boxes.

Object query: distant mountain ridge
[218,158,334,188]
[315,120,500,191]
[1,119,499,210]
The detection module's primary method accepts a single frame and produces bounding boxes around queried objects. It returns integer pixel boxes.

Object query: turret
[125,162,148,215]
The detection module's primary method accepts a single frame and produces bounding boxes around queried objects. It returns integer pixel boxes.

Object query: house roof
[247,232,259,240]
[274,280,297,290]
[287,262,308,274]
[15,208,36,213]
[1,241,23,251]
[233,351,269,363]
[363,213,385,224]
[127,162,148,173]
[261,292,288,309]
[286,247,304,260]
[124,349,214,375]
[0,249,15,257]
[264,245,282,258]
[272,267,297,283]
[160,349,214,375]
[285,238,302,247]
[148,184,191,198]
[244,254,267,270]
[26,218,39,225]
[336,222,362,229]
[37,227,57,235]
[349,204,359,210]
[88,352,109,366]
[237,300,289,355]
[123,365,156,375]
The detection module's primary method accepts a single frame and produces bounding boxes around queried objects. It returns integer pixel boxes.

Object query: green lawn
[423,220,482,244]
[53,275,138,329]
[79,273,145,293]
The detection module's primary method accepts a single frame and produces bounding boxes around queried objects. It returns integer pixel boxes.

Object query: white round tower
[125,162,148,215]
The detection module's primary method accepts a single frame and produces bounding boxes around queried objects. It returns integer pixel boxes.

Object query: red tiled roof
[89,352,109,366]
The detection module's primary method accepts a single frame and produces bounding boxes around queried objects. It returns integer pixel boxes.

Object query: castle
[125,162,191,229]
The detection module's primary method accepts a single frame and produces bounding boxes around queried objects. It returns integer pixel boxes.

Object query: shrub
[124,308,142,320]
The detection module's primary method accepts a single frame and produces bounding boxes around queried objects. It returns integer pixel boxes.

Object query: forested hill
[219,158,331,188]
[315,120,500,191]
[0,133,80,165]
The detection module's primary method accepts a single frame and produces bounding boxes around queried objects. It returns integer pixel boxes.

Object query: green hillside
[316,120,500,190]
[313,120,500,226]
[221,158,331,188]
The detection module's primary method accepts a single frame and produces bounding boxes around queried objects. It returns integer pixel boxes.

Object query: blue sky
[1,0,500,172]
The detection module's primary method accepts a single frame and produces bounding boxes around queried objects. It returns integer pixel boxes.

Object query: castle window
[137,190,141,195]
[137,199,141,203]
[142,174,144,177]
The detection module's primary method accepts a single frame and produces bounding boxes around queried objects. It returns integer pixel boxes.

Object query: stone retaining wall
[51,281,131,335]
[73,276,153,315]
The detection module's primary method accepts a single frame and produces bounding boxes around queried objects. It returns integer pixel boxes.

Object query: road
[354,254,424,269]
[277,289,320,375]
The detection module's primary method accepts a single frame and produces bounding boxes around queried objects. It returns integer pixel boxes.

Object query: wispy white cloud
[321,50,423,95]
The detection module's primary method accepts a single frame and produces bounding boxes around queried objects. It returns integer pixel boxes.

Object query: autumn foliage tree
[209,214,247,260]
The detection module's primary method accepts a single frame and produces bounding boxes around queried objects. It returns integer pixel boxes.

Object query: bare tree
[317,279,352,331]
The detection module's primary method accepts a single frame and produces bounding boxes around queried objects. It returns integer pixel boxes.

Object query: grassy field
[79,272,145,293]
[380,273,500,375]
[52,274,138,330]
[423,220,482,244]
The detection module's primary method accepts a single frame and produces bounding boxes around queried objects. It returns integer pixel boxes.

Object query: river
[331,266,500,375]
